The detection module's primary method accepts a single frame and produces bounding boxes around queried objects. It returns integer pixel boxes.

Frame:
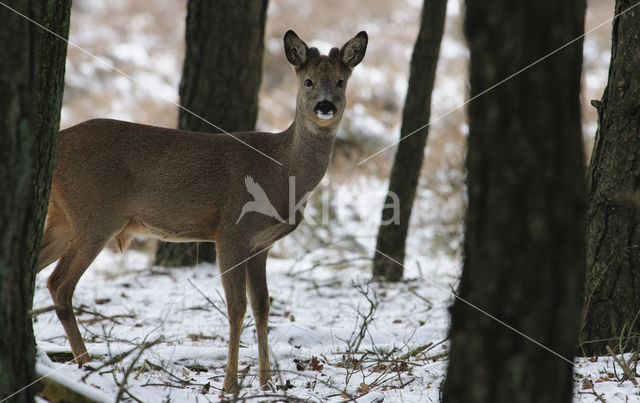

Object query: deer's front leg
[246,249,271,389]
[217,240,248,393]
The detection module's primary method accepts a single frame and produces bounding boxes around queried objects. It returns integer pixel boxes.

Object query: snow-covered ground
[34,249,449,402]
[31,178,639,402]
[32,258,640,402]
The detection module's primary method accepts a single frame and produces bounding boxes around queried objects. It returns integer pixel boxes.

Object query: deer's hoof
[73,352,91,367]
[260,374,274,391]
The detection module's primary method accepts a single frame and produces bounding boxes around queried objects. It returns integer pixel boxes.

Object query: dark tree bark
[442,1,586,402]
[155,0,269,267]
[579,0,640,356]
[372,0,447,281]
[0,1,70,402]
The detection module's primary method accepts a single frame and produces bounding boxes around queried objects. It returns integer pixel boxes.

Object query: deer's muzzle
[314,100,337,120]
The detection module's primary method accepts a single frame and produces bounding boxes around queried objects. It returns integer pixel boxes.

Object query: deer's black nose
[314,100,337,115]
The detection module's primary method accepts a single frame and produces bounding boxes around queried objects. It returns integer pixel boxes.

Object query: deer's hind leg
[47,222,121,365]
[37,202,71,272]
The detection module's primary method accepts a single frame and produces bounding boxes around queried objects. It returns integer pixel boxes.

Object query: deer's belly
[114,211,220,250]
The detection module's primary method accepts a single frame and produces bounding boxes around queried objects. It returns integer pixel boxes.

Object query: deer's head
[284,30,367,128]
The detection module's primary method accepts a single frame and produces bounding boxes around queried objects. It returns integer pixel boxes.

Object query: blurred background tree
[0,1,70,401]
[372,0,447,281]
[155,0,269,266]
[442,1,586,402]
[579,0,640,356]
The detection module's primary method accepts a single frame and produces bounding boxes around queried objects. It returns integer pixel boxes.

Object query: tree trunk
[372,0,447,281]
[579,0,640,356]
[155,0,268,267]
[442,1,586,402]
[0,1,70,402]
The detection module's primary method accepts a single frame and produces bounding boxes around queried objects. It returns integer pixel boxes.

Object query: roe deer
[37,30,367,392]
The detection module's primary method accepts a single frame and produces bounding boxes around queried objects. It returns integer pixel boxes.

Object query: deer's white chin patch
[316,111,334,120]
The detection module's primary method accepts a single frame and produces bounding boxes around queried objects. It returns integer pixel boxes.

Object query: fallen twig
[398,343,433,360]
[112,370,144,403]
[590,385,606,403]
[606,345,638,386]
[81,336,162,382]
[28,305,57,317]
[143,359,210,388]
[114,337,162,403]
[407,288,433,308]
[75,306,135,325]
[288,256,370,277]
[188,278,228,319]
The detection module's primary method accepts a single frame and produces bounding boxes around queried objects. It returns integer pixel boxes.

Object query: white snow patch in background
[111,42,149,65]
[440,36,468,60]
[309,39,334,55]
[446,0,461,16]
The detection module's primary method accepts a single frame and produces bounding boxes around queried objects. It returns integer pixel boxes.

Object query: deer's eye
[337,79,344,88]
[304,79,313,87]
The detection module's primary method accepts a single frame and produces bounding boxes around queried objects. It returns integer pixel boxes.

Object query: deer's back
[51,119,288,243]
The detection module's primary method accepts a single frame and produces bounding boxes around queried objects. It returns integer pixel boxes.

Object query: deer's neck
[285,117,337,191]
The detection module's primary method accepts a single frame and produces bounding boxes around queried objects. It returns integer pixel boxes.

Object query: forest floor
[31,178,639,403]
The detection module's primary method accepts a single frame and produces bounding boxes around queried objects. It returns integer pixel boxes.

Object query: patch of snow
[309,39,334,55]
[439,37,468,60]
[446,0,461,17]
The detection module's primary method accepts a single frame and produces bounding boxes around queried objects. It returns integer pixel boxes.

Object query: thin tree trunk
[0,1,70,401]
[155,0,268,267]
[442,1,586,402]
[372,0,447,281]
[579,0,640,356]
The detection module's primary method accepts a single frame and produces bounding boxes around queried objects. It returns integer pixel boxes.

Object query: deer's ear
[284,30,308,68]
[340,31,368,69]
